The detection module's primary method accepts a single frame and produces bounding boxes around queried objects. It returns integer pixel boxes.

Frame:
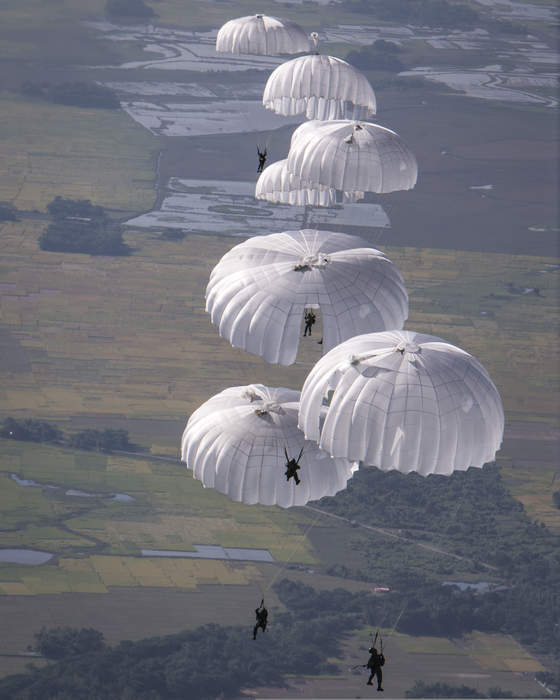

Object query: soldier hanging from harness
[257,146,267,173]
[253,599,268,639]
[366,631,385,691]
[303,308,316,337]
[284,447,303,485]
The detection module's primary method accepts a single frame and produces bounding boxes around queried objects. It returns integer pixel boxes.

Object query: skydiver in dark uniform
[303,309,316,336]
[366,645,385,691]
[284,447,303,485]
[257,147,267,173]
[253,599,268,639]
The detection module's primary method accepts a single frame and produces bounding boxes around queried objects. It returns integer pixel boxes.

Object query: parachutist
[303,309,316,337]
[365,645,385,691]
[257,147,268,173]
[284,446,303,485]
[253,599,268,639]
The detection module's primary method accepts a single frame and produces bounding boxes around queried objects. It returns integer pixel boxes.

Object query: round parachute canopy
[206,229,409,366]
[255,158,364,207]
[263,54,376,120]
[216,14,311,55]
[286,120,418,194]
[181,384,357,508]
[298,330,504,476]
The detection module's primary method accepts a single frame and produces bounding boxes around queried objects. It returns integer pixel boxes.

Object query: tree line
[0,417,133,453]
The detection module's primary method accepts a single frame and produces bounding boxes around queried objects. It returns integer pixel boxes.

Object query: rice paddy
[0,94,159,213]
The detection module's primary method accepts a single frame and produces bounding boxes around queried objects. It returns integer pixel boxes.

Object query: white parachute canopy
[287,120,418,194]
[255,158,364,207]
[216,14,311,55]
[181,384,357,508]
[206,229,409,366]
[263,54,376,120]
[298,330,504,476]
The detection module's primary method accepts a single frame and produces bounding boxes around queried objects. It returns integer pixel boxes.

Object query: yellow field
[500,461,560,530]
[0,555,263,595]
[465,631,546,673]
[0,94,159,213]
[390,633,460,654]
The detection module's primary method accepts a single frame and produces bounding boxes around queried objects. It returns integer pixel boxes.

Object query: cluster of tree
[105,0,155,19]
[21,81,120,109]
[346,40,405,72]
[0,417,63,444]
[1,417,133,453]
[39,197,129,256]
[34,627,106,660]
[47,197,108,221]
[317,466,560,656]
[405,681,517,698]
[345,0,525,34]
[0,203,18,221]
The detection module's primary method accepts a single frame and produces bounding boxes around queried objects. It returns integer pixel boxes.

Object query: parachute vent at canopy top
[216,15,311,55]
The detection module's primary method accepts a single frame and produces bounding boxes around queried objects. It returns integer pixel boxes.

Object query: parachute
[181,384,357,508]
[216,14,311,56]
[263,54,376,120]
[205,229,409,365]
[298,330,504,475]
[286,120,418,194]
[255,158,364,207]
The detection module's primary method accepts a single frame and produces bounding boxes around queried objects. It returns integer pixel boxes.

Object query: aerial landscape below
[0,0,558,698]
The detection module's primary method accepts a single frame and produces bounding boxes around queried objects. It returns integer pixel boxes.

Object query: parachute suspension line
[372,197,392,248]
[383,599,408,650]
[264,509,323,594]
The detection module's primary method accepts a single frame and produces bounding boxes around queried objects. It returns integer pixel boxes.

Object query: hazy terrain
[0,0,558,697]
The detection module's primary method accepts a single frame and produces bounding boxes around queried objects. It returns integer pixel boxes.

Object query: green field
[0,93,159,214]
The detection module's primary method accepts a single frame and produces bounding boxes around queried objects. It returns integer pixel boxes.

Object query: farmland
[0,94,158,215]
